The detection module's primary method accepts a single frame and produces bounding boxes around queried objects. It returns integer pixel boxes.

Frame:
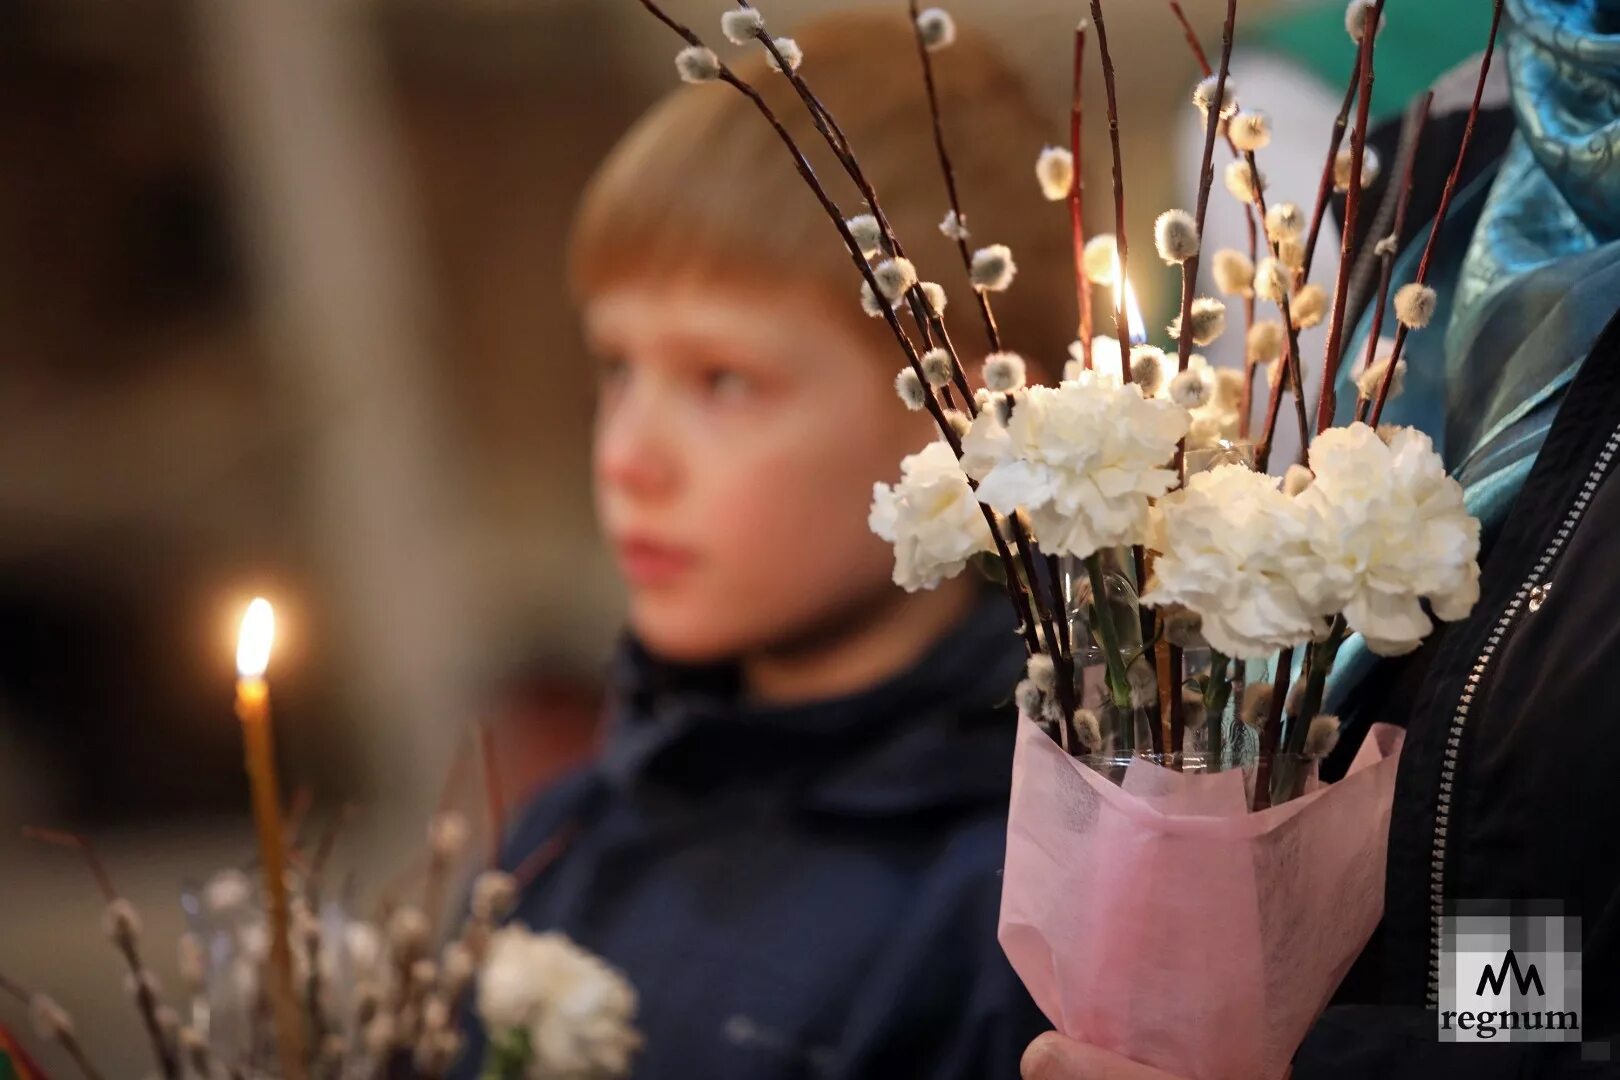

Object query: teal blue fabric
[1326,0,1620,715]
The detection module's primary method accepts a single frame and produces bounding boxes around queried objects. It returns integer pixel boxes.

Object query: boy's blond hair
[570,10,1074,371]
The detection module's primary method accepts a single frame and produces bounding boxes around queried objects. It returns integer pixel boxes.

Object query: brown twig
[1353,93,1432,423]
[1165,1,1261,434]
[1250,647,1293,811]
[1302,69,1362,282]
[22,828,179,1079]
[1369,0,1504,426]
[478,720,507,869]
[0,972,105,1080]
[1173,0,1237,376]
[1087,0,1132,370]
[1070,20,1093,365]
[1312,0,1385,435]
[907,0,1003,356]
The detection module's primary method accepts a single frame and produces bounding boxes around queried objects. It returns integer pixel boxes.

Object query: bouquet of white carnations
[635,0,1501,1075]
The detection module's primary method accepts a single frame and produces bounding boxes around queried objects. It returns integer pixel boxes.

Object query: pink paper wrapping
[999,716,1404,1080]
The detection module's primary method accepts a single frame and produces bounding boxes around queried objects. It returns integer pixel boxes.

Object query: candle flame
[236,598,276,679]
[1111,253,1148,345]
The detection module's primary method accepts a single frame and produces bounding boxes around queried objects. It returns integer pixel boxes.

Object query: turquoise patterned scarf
[1326,0,1620,715]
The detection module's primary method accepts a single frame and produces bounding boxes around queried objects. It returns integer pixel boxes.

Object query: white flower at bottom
[477,925,642,1080]
[960,374,1188,559]
[869,440,993,591]
[1142,465,1325,659]
[1296,423,1481,655]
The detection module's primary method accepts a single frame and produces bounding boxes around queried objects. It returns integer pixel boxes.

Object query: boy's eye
[700,367,753,402]
[598,355,630,389]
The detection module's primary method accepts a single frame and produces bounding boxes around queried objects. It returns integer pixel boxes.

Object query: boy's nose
[595,391,678,499]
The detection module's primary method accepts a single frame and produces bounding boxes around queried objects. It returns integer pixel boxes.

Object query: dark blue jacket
[466,590,1048,1079]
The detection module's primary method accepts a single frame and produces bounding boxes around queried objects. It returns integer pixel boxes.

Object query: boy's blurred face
[587,277,937,663]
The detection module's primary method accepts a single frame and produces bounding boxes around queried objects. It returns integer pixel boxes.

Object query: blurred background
[0,0,1489,1067]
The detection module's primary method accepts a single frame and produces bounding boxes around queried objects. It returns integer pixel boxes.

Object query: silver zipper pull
[1527,582,1552,612]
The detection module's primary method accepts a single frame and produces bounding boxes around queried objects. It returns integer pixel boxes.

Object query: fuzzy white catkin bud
[920,281,948,316]
[1192,74,1238,118]
[1291,283,1329,329]
[1374,233,1398,257]
[847,214,883,257]
[1345,0,1385,42]
[765,37,803,73]
[364,1015,397,1058]
[387,906,431,959]
[1264,202,1304,243]
[29,994,73,1040]
[1026,654,1056,694]
[1014,678,1045,717]
[441,941,476,995]
[1169,369,1211,409]
[1247,320,1285,362]
[1223,159,1265,204]
[1074,708,1102,751]
[939,209,969,241]
[1394,283,1438,328]
[1241,682,1274,729]
[1207,365,1241,412]
[410,958,438,990]
[970,244,1017,291]
[1277,238,1307,270]
[674,46,720,84]
[1082,234,1118,286]
[1129,346,1166,396]
[1306,714,1343,757]
[1333,145,1380,191]
[1128,659,1159,709]
[1211,248,1254,296]
[1154,209,1200,264]
[983,352,1027,393]
[921,348,954,388]
[721,7,764,45]
[916,7,957,50]
[943,408,972,439]
[874,257,918,302]
[1358,356,1407,401]
[1228,111,1271,151]
[427,811,470,860]
[894,367,927,411]
[1169,297,1227,347]
[859,281,884,319]
[1283,463,1314,496]
[1254,257,1290,303]
[102,897,143,946]
[1035,146,1075,201]
[204,869,253,916]
[1162,608,1205,649]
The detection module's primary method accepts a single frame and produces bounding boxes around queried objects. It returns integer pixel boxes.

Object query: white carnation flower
[1297,423,1481,655]
[477,925,642,1079]
[1142,465,1324,659]
[960,374,1189,559]
[869,440,993,591]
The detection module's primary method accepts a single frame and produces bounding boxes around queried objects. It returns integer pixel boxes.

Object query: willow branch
[1369,0,1504,427]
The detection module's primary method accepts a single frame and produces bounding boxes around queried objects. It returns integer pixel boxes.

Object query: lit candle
[234,598,307,1079]
[1112,254,1148,346]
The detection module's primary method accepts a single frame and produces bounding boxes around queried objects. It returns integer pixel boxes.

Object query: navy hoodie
[460,589,1049,1078]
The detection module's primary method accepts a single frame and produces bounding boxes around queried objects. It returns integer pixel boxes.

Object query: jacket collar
[596,589,1026,818]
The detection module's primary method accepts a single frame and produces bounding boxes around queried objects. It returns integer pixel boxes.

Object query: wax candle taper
[235,598,307,1079]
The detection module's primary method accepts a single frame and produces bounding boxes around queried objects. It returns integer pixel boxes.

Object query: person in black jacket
[1024,0,1620,1074]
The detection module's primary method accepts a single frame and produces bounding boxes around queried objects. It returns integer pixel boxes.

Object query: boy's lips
[614,535,699,586]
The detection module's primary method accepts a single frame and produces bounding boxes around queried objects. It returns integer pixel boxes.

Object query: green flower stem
[1285,616,1347,754]
[1084,553,1134,711]
[1202,650,1231,770]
